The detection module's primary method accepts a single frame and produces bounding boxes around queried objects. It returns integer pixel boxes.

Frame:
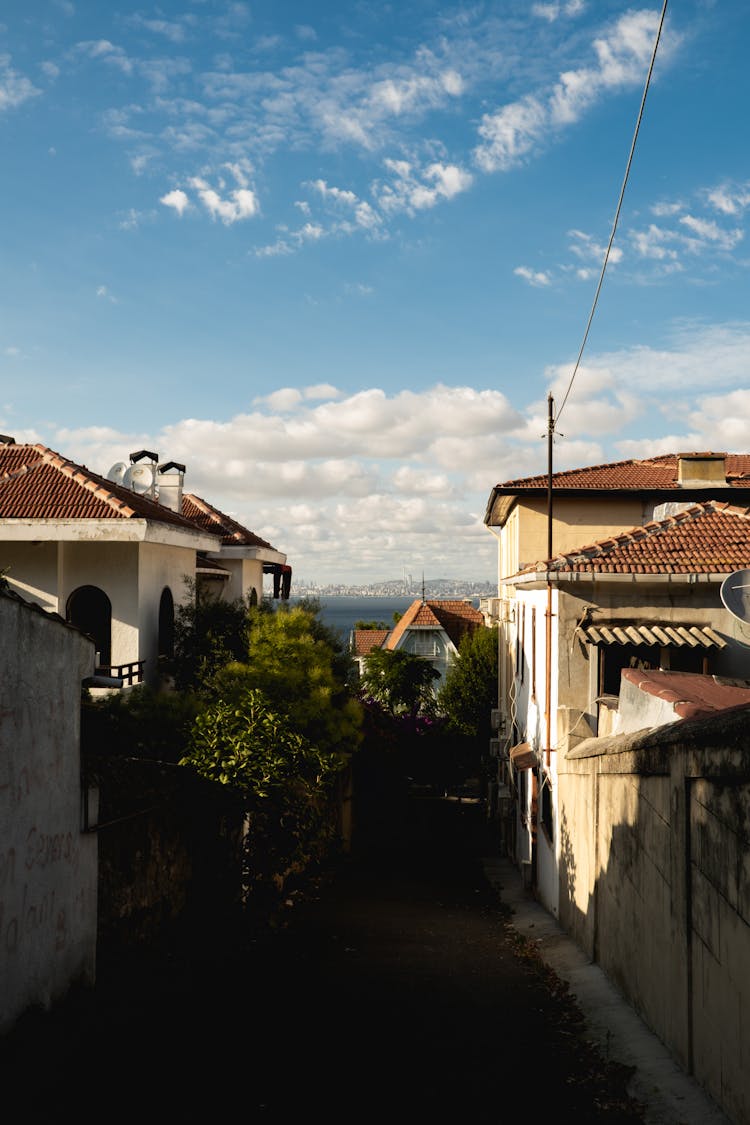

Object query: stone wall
[558,706,750,1124]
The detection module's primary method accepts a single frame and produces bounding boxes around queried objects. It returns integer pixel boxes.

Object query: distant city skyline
[3,3,750,582]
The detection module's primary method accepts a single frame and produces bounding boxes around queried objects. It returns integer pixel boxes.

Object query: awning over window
[509,742,536,771]
[578,623,726,649]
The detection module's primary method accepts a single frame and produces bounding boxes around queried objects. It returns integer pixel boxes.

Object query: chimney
[676,451,728,487]
[157,461,186,513]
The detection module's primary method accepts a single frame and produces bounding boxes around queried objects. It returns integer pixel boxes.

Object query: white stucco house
[0,440,289,686]
[484,452,750,913]
[502,498,750,916]
[350,598,485,691]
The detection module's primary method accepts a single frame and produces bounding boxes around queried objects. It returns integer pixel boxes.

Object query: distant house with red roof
[0,439,288,686]
[351,598,485,691]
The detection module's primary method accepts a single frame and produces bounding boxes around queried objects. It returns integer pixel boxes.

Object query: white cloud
[40,323,750,584]
[474,10,663,172]
[160,188,191,216]
[514,266,552,287]
[533,1,586,21]
[568,228,623,265]
[705,183,750,216]
[679,214,743,252]
[76,39,133,74]
[0,54,41,111]
[375,158,473,214]
[96,285,118,303]
[189,176,259,223]
[630,223,679,261]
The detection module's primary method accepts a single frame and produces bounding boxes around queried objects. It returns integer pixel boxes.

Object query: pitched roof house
[351,598,485,690]
[0,440,288,685]
[503,499,750,915]
[485,451,750,594]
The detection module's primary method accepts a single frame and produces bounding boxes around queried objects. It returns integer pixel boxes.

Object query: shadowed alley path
[4,797,647,1123]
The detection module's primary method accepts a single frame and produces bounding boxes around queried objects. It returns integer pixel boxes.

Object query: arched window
[158,587,175,659]
[67,585,112,667]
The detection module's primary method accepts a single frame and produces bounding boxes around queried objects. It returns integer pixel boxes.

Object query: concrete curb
[482,855,731,1125]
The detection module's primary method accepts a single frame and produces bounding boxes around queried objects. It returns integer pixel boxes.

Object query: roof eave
[506,570,729,589]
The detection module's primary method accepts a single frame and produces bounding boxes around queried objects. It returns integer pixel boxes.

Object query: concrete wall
[558,710,750,1125]
[0,591,97,1034]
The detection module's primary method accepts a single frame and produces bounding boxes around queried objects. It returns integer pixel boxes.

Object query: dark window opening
[67,585,112,667]
[540,770,553,843]
[158,587,175,660]
[599,643,658,696]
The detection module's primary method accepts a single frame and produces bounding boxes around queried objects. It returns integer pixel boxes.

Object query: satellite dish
[107,461,128,485]
[122,464,155,495]
[720,569,750,624]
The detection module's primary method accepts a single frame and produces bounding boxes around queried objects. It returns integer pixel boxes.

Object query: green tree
[438,625,498,740]
[180,687,346,896]
[211,603,363,759]
[359,647,439,719]
[171,579,259,692]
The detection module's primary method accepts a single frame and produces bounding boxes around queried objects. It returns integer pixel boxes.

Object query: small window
[540,771,553,843]
[158,587,175,659]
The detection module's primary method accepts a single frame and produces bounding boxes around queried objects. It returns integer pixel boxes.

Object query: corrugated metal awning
[578,623,726,649]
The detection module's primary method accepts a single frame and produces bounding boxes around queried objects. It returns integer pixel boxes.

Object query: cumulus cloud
[375,158,473,214]
[160,188,191,215]
[189,176,259,223]
[40,321,750,584]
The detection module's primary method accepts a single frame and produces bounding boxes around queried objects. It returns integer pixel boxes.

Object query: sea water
[287,594,479,646]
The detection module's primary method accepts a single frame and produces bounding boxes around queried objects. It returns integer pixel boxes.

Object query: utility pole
[545,394,554,767]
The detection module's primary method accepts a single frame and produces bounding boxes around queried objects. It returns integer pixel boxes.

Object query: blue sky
[2,0,749,584]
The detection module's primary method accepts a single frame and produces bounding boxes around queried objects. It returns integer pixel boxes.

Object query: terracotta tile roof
[351,629,390,656]
[0,443,200,530]
[621,668,750,721]
[521,501,750,576]
[491,452,750,493]
[386,598,485,650]
[182,493,277,550]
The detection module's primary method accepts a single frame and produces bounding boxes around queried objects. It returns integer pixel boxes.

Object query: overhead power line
[555,0,669,429]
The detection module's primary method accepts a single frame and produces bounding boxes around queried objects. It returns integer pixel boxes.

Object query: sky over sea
[2,1,750,583]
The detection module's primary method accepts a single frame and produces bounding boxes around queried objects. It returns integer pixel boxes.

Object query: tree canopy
[359,647,439,719]
[438,625,498,741]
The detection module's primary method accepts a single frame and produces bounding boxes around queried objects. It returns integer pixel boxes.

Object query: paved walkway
[1,796,730,1124]
[483,852,729,1125]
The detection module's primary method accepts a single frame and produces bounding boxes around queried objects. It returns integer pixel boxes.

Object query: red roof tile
[386,599,485,650]
[0,443,200,530]
[492,452,750,492]
[621,668,750,721]
[182,493,277,550]
[351,629,390,656]
[521,501,750,575]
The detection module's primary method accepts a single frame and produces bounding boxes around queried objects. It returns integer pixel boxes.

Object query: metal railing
[95,660,145,686]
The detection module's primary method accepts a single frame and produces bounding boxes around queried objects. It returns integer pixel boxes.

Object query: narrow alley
[3,795,658,1123]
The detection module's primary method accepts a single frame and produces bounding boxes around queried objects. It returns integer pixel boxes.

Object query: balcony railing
[96,660,145,686]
